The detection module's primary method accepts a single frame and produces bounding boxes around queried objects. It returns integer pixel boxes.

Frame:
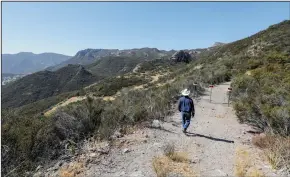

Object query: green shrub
[85,75,148,96]
[1,109,47,175]
[231,53,290,136]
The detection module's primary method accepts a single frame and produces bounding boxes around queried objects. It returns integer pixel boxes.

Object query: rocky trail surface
[37,82,281,177]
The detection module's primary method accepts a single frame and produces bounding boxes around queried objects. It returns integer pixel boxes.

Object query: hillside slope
[2,52,71,74]
[2,64,100,108]
[86,56,147,77]
[198,20,290,64]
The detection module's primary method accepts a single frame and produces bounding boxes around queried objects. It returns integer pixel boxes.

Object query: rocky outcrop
[170,50,192,63]
[212,42,226,47]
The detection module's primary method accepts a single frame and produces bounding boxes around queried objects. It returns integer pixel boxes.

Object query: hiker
[178,89,195,133]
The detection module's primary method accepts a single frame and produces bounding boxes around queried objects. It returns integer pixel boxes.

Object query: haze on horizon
[2,2,289,56]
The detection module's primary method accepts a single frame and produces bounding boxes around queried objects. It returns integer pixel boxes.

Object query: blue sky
[2,2,289,56]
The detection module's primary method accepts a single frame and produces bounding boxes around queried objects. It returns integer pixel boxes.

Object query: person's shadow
[185,132,234,143]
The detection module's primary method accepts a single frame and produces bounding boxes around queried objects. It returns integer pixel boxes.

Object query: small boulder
[170,50,192,63]
[152,120,161,128]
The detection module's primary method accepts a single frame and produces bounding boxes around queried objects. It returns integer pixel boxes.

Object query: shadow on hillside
[185,132,234,143]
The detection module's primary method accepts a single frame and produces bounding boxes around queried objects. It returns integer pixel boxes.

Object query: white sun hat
[181,89,190,96]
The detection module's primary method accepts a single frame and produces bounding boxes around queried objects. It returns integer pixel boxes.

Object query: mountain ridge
[48,47,175,71]
[2,52,71,74]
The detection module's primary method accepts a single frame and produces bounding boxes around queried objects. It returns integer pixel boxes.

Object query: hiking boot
[182,128,186,133]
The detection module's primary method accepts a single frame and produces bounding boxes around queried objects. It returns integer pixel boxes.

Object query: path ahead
[44,82,278,177]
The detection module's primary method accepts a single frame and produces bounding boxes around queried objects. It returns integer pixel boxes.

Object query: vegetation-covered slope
[193,20,290,135]
[2,52,71,74]
[85,56,145,77]
[2,64,101,108]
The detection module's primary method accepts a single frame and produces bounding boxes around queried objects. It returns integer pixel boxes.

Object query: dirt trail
[42,82,280,177]
[45,74,166,116]
[44,96,87,116]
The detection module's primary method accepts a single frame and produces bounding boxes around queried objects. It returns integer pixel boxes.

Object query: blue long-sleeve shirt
[178,96,195,116]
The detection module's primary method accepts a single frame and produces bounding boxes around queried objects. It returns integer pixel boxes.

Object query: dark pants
[181,112,191,130]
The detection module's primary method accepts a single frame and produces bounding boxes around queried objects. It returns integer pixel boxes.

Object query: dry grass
[235,146,265,177]
[152,155,195,177]
[252,134,290,171]
[235,147,250,177]
[216,114,225,119]
[44,96,86,116]
[248,167,266,177]
[102,96,116,101]
[252,133,271,149]
[163,143,189,163]
[170,152,189,163]
[59,162,85,177]
[152,156,171,177]
[153,143,195,177]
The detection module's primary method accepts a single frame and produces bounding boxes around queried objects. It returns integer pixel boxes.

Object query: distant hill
[47,48,176,71]
[2,64,100,108]
[1,55,168,108]
[2,52,71,74]
[2,53,174,108]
